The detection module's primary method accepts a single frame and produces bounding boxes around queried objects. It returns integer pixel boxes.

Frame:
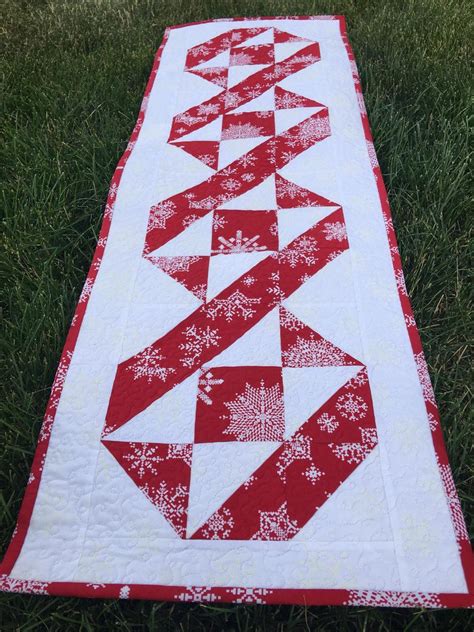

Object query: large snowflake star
[223,380,285,441]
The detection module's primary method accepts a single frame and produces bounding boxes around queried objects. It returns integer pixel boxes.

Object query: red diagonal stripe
[146,108,330,254]
[104,208,346,435]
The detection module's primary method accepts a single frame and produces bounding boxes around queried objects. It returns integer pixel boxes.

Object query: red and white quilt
[1,16,472,607]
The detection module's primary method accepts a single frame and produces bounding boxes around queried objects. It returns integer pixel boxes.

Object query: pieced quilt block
[1,17,472,607]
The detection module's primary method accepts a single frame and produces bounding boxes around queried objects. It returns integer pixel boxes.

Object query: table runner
[1,16,472,607]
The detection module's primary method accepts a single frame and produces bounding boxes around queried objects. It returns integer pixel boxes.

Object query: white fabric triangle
[178,116,222,142]
[219,173,276,210]
[218,136,269,169]
[283,266,364,365]
[234,29,274,47]
[206,307,281,367]
[293,447,393,542]
[206,251,269,300]
[275,107,322,134]
[283,366,361,438]
[121,302,197,361]
[89,447,178,540]
[195,49,230,69]
[277,206,339,249]
[105,371,199,444]
[233,87,275,113]
[148,212,212,256]
[187,441,280,536]
[228,65,270,88]
[274,41,311,63]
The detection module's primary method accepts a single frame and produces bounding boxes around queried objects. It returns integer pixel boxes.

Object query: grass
[1,0,472,629]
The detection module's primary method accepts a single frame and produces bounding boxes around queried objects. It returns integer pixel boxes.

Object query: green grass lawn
[1,0,472,629]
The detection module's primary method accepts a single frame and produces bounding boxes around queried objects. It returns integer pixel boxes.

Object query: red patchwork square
[230,44,274,66]
[195,366,285,443]
[221,111,275,140]
[211,210,278,254]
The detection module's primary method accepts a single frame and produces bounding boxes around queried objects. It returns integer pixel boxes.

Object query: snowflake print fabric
[1,17,472,608]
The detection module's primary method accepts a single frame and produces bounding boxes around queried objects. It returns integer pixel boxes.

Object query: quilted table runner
[2,16,472,607]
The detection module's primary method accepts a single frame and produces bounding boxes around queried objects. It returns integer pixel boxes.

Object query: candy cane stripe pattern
[2,18,472,606]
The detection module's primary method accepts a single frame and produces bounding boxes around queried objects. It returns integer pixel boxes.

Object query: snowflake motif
[230,51,254,65]
[222,122,265,140]
[266,270,285,305]
[251,501,299,540]
[39,414,54,442]
[220,178,241,191]
[283,335,347,367]
[276,434,312,480]
[224,92,244,109]
[280,309,305,331]
[226,587,273,604]
[191,284,207,301]
[197,102,221,116]
[213,230,266,254]
[243,474,257,489]
[148,255,199,275]
[0,576,49,595]
[242,275,256,286]
[86,583,106,589]
[290,53,320,66]
[119,585,130,599]
[50,351,72,403]
[293,116,330,145]
[395,269,408,296]
[304,464,324,485]
[141,481,188,537]
[147,200,176,231]
[241,173,255,182]
[123,443,164,478]
[182,213,200,228]
[317,412,339,433]
[174,111,203,126]
[202,507,234,539]
[175,586,220,603]
[212,213,227,232]
[366,141,378,168]
[275,92,306,109]
[179,325,221,368]
[190,195,218,210]
[278,236,318,268]
[405,314,417,328]
[414,352,436,405]
[207,290,261,322]
[438,461,469,542]
[197,370,224,405]
[127,347,175,383]
[223,380,285,441]
[167,443,193,467]
[336,392,368,421]
[79,277,93,303]
[345,590,443,608]
[278,177,306,200]
[329,441,372,464]
[238,153,257,168]
[428,412,438,431]
[323,221,347,242]
[344,369,368,389]
[198,154,216,167]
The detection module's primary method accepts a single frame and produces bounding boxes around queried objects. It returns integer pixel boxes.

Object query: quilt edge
[0,15,472,606]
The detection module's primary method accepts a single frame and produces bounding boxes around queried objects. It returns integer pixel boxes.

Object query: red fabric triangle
[172,141,219,170]
[146,255,209,301]
[187,66,228,88]
[280,306,360,367]
[274,28,308,44]
[275,86,324,110]
[103,440,192,538]
[275,174,339,208]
